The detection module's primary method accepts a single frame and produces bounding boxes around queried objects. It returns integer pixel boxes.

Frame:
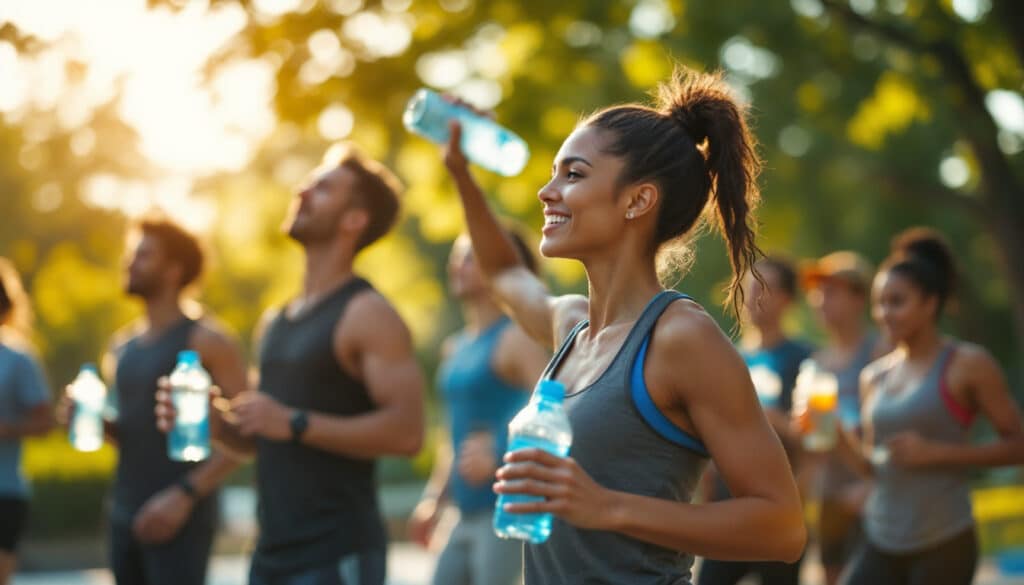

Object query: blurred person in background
[800,251,887,585]
[60,218,248,585]
[0,259,53,585]
[698,256,813,585]
[408,231,549,585]
[835,227,1024,585]
[160,143,426,585]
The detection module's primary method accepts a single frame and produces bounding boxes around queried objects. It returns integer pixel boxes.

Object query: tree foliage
[1,0,1021,395]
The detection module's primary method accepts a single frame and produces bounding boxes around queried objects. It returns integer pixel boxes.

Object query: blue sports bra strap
[624,290,709,456]
[630,335,709,456]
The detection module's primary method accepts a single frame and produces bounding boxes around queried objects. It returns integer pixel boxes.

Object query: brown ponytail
[585,66,763,318]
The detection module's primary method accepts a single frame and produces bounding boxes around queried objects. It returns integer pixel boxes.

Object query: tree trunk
[993,0,1024,69]
[933,41,1024,365]
[823,0,1024,365]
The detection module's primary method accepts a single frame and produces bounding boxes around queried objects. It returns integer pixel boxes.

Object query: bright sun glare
[0,0,277,231]
[1,0,1021,230]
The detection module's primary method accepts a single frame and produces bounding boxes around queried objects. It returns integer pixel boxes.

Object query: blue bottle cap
[536,379,565,402]
[81,363,98,375]
[177,350,200,366]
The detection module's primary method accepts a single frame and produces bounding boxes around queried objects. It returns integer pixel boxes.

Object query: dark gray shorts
[0,496,28,552]
[432,510,523,585]
[248,549,387,585]
[109,496,219,585]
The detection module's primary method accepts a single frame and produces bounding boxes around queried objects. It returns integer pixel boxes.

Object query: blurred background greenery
[1,0,1022,548]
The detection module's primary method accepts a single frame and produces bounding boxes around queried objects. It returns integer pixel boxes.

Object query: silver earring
[626,211,634,219]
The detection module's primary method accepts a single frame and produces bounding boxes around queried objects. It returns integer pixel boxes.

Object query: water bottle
[403,88,530,177]
[69,364,107,452]
[167,350,211,462]
[493,379,572,544]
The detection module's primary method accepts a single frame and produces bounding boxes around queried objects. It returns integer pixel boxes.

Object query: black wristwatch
[177,476,199,501]
[289,410,309,444]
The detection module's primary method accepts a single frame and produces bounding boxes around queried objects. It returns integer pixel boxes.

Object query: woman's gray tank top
[524,291,709,585]
[864,345,975,553]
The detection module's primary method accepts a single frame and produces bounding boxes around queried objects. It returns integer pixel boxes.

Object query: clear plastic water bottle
[493,379,572,544]
[167,350,211,462]
[69,364,107,452]
[403,88,530,177]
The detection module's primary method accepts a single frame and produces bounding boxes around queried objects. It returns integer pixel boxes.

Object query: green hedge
[23,431,114,537]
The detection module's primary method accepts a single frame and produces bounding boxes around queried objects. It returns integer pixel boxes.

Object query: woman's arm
[888,345,1024,469]
[444,122,586,349]
[493,324,551,391]
[630,305,805,561]
[0,403,52,439]
[835,422,874,479]
[408,440,453,547]
[0,353,53,439]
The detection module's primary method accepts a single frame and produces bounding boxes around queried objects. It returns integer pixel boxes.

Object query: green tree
[2,0,1020,385]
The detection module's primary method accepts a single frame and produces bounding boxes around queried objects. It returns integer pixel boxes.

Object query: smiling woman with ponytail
[439,66,805,584]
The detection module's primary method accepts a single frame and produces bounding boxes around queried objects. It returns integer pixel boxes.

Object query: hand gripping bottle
[167,350,211,462]
[403,88,530,177]
[493,379,572,543]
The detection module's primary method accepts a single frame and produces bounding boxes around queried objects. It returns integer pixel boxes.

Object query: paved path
[14,486,1024,584]
[14,543,1024,585]
[13,543,435,585]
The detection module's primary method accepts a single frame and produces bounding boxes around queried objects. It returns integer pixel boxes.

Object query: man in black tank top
[169,145,426,585]
[69,219,249,585]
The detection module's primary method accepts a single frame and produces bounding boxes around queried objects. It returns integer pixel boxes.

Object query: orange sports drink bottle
[795,361,839,452]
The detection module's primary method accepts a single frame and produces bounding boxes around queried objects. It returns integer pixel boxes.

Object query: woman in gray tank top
[835,228,1024,585]
[440,66,805,585]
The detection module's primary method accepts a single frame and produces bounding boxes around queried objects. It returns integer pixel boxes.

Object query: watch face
[290,411,308,440]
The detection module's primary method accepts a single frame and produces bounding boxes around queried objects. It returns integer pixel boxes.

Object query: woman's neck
[582,249,662,333]
[899,324,943,363]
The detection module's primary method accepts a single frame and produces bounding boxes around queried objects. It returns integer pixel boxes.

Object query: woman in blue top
[439,66,805,584]
[836,228,1024,585]
[739,257,814,430]
[0,259,53,585]
[409,233,550,585]
[699,256,813,585]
